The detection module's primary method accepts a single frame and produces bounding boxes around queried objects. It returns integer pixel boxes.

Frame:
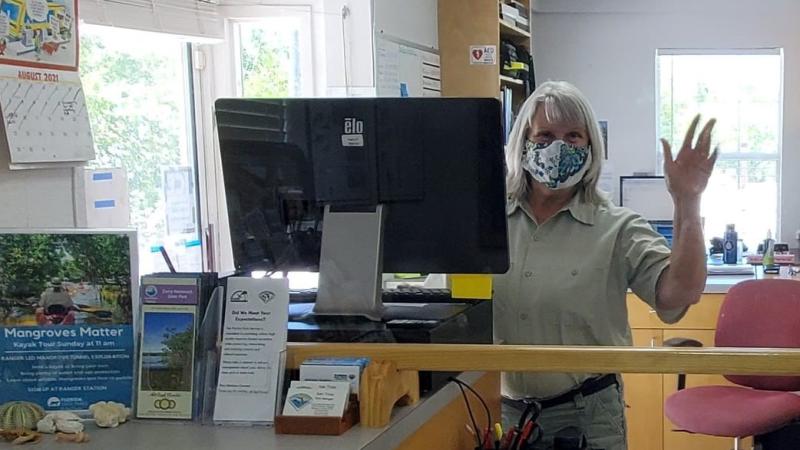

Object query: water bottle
[737,239,744,264]
[763,229,775,267]
[723,224,738,265]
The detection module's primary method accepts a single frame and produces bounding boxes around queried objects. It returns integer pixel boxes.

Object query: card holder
[274,394,359,436]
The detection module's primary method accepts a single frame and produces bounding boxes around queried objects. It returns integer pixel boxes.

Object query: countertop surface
[40,372,485,450]
[703,267,798,293]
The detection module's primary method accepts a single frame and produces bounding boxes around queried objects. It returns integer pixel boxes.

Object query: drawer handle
[649,309,656,314]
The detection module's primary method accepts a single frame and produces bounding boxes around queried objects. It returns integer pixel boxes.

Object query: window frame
[79,24,205,274]
[193,4,318,274]
[224,5,315,98]
[654,48,784,240]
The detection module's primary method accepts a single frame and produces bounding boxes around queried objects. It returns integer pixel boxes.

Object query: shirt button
[524,271,533,278]
[519,313,529,320]
[571,269,579,276]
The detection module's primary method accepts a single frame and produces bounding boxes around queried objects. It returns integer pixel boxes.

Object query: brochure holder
[197,286,224,424]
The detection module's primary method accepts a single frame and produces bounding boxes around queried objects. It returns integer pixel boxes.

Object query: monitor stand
[313,204,386,321]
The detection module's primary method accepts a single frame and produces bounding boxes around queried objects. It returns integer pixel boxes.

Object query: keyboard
[289,287,454,304]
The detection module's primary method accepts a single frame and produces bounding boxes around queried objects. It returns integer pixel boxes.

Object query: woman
[495,81,717,450]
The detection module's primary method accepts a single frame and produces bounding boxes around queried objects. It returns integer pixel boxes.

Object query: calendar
[0,66,94,165]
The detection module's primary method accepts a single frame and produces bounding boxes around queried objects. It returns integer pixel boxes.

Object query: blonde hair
[505,81,605,205]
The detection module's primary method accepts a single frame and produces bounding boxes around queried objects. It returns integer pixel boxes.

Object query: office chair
[665,279,800,450]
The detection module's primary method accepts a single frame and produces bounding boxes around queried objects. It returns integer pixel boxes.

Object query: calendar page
[0,65,94,165]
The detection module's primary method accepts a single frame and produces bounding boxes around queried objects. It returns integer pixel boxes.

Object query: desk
[71,372,498,450]
[704,267,798,293]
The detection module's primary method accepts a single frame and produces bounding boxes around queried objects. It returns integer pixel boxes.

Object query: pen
[494,423,503,450]
[522,426,540,450]
[503,426,517,450]
[466,423,476,438]
[516,421,535,450]
[483,427,494,449]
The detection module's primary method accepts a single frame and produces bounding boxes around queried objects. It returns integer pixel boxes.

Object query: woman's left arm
[656,114,718,310]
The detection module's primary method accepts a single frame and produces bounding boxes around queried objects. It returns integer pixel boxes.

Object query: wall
[0,151,75,228]
[531,0,800,243]
[374,0,438,49]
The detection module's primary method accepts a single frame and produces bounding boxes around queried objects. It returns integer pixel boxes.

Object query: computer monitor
[215,98,509,319]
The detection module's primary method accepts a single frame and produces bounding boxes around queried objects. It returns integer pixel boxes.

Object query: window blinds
[79,0,224,40]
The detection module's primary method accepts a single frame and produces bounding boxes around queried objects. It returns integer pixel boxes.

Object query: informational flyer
[136,304,196,420]
[213,277,288,424]
[0,230,137,411]
[163,166,198,236]
[0,0,79,71]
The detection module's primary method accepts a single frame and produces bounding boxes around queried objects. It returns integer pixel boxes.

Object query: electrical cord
[450,377,492,431]
[454,381,483,449]
[449,376,492,449]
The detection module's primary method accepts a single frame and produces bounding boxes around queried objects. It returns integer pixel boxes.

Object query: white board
[375,36,440,98]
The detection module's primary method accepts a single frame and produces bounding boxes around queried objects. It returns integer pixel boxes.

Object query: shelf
[499,19,531,40]
[500,75,524,87]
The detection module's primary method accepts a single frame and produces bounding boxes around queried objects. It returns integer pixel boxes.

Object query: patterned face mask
[522,139,592,190]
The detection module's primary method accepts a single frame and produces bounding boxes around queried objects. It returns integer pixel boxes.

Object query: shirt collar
[508,193,596,226]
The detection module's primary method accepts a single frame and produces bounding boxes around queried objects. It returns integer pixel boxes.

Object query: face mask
[522,139,592,190]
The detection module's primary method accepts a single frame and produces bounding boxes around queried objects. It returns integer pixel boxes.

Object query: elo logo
[344,117,363,134]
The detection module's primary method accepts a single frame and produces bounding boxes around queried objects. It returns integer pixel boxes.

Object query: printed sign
[0,0,78,71]
[0,231,137,411]
[469,45,497,65]
[213,277,289,424]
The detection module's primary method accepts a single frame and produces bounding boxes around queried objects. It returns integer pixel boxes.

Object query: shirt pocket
[523,262,610,345]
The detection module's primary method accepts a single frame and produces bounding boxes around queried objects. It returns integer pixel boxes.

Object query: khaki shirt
[493,194,687,399]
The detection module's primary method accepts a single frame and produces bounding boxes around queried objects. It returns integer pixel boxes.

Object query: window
[80,25,202,275]
[231,11,314,97]
[657,50,782,249]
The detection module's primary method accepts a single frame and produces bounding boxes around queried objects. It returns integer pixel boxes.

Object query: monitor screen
[619,176,673,221]
[215,97,509,275]
[649,220,674,248]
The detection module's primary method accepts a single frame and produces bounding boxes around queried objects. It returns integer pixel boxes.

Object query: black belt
[503,374,618,410]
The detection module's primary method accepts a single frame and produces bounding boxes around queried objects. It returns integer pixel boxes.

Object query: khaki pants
[501,384,627,450]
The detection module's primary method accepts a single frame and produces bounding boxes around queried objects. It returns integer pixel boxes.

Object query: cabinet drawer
[623,329,664,450]
[627,294,724,330]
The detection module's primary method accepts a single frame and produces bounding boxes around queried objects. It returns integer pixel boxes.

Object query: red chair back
[716,279,800,390]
